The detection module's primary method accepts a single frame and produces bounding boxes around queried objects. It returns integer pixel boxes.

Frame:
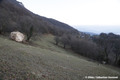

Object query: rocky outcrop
[10,31,25,42]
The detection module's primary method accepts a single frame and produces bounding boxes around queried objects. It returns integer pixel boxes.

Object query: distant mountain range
[72,26,98,36]
[84,32,98,36]
[73,25,120,35]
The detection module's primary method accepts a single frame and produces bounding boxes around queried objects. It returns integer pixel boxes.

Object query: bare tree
[61,34,70,48]
[93,33,114,64]
[113,40,120,65]
[0,11,8,34]
[26,26,34,41]
[19,16,34,41]
[54,36,60,45]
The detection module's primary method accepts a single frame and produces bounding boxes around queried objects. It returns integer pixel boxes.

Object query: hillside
[0,0,120,80]
[0,0,78,35]
[0,35,120,80]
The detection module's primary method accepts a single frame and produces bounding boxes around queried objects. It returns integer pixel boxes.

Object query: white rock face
[10,31,25,42]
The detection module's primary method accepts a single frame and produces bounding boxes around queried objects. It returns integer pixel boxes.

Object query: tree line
[54,32,120,67]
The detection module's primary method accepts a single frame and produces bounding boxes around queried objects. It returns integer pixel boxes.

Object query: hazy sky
[17,0,120,33]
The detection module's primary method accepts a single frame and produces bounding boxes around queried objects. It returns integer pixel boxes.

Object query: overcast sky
[17,0,120,34]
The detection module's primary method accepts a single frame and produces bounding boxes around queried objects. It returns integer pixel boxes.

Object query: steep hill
[0,0,120,80]
[0,0,78,35]
[0,35,120,80]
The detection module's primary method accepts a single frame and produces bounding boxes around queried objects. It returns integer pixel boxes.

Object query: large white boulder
[10,31,25,42]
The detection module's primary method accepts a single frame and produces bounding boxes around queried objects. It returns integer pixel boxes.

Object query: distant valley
[73,25,120,35]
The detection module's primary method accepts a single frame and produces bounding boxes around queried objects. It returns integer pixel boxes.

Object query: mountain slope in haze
[0,0,78,35]
[85,32,98,36]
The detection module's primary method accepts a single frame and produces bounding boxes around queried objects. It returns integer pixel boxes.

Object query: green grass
[0,34,120,80]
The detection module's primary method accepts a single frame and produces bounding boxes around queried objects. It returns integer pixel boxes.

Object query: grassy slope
[0,35,120,80]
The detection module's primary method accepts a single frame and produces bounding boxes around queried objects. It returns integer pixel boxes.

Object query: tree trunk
[114,53,120,65]
[56,42,58,45]
[63,44,66,48]
[104,47,109,64]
